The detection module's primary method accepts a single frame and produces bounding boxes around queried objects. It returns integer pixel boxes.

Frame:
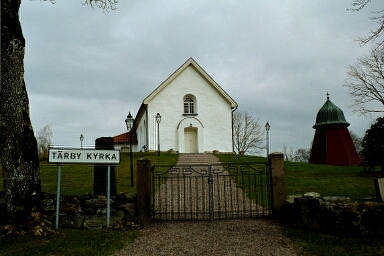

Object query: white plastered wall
[145,65,234,153]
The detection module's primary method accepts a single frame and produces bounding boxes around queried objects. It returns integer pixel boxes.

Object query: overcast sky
[19,0,383,154]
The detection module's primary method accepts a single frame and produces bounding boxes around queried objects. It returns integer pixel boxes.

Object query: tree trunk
[1,0,42,224]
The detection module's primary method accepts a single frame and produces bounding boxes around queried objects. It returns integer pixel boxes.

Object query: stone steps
[176,153,221,165]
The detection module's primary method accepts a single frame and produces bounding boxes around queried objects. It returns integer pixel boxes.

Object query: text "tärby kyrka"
[48,148,120,164]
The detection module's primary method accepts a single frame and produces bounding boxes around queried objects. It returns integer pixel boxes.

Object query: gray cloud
[21,0,383,151]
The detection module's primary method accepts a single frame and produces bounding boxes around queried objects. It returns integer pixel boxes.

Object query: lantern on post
[155,113,161,156]
[125,112,134,187]
[265,121,270,157]
[80,134,84,149]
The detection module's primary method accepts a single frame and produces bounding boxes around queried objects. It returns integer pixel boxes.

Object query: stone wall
[42,192,138,229]
[281,192,384,236]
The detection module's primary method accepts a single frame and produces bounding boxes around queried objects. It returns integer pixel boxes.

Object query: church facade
[114,58,238,153]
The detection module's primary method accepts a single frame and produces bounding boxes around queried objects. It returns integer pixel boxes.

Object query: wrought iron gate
[151,161,271,220]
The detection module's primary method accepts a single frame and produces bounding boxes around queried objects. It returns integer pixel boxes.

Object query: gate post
[268,152,286,218]
[136,158,151,227]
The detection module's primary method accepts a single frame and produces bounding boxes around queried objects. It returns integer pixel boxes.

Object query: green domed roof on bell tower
[313,93,350,128]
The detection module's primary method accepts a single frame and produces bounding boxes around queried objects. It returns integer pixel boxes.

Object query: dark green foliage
[282,227,384,256]
[0,229,137,256]
[361,117,384,171]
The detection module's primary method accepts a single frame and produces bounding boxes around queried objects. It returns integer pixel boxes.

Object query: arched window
[184,94,196,114]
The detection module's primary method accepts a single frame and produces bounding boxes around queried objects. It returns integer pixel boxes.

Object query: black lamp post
[80,134,84,149]
[155,113,161,156]
[125,112,134,187]
[265,121,270,157]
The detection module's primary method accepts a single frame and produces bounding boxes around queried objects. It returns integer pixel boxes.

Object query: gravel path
[116,154,299,255]
[153,154,269,220]
[114,219,299,256]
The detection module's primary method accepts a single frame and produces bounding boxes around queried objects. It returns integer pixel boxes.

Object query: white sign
[48,148,120,164]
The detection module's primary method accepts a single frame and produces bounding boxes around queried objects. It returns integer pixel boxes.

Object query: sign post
[49,148,120,229]
[55,165,61,229]
[107,165,111,227]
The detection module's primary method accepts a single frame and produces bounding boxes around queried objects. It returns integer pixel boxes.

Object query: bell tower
[309,93,361,165]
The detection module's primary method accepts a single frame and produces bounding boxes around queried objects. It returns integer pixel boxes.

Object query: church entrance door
[184,127,198,153]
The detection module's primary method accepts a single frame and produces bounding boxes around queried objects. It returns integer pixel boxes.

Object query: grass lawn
[215,154,380,200]
[282,227,384,256]
[0,152,178,256]
[215,154,384,256]
[215,154,271,208]
[284,161,384,256]
[0,229,137,256]
[285,161,380,200]
[0,152,179,194]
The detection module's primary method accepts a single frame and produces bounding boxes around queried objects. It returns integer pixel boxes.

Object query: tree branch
[82,0,118,12]
[345,48,384,114]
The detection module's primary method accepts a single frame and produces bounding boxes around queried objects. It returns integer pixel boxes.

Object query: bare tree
[233,111,264,155]
[344,1,384,114]
[282,145,310,162]
[37,126,53,160]
[83,0,118,12]
[294,148,310,163]
[344,48,384,114]
[282,144,294,161]
[350,0,384,49]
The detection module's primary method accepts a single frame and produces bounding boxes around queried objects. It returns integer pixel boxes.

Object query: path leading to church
[153,153,266,220]
[114,219,299,255]
[175,153,222,165]
[114,154,300,255]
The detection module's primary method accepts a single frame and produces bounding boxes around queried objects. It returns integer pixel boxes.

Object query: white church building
[113,58,238,154]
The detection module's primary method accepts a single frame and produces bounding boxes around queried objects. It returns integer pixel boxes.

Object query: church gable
[143,58,237,109]
[148,64,232,116]
[132,58,237,154]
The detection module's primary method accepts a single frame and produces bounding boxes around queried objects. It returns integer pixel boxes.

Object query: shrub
[361,117,384,171]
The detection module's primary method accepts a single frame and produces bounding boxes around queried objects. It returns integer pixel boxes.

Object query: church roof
[313,94,350,128]
[112,132,137,144]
